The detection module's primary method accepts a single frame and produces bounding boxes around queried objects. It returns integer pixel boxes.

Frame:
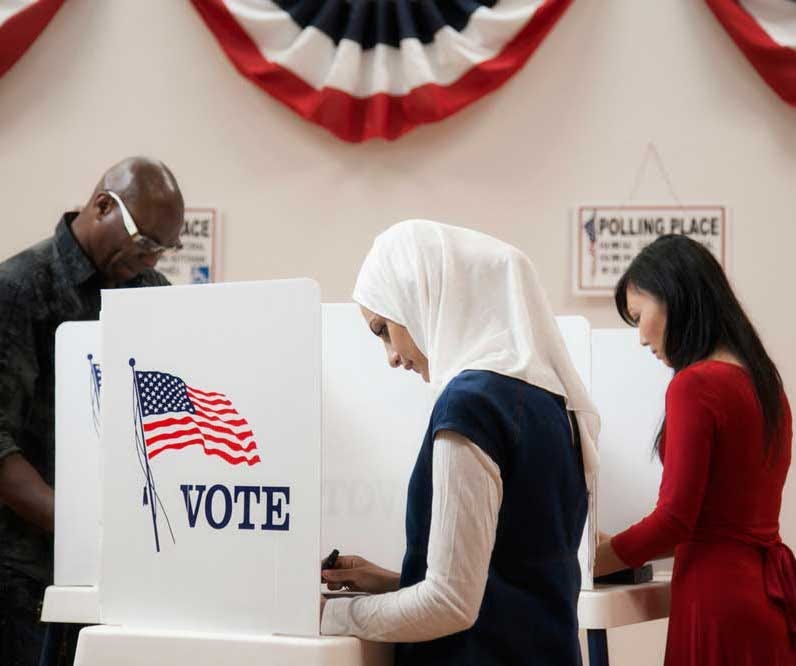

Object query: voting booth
[43,285,671,665]
[592,329,672,538]
[44,282,385,665]
[98,280,323,638]
[322,307,595,583]
[53,323,102,593]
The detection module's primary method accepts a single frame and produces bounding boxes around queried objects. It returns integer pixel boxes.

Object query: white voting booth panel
[557,316,592,392]
[322,306,595,584]
[591,329,671,539]
[99,280,321,637]
[322,304,432,572]
[579,329,673,643]
[551,316,594,588]
[54,322,102,587]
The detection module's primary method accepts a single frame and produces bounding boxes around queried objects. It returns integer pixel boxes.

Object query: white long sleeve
[321,431,503,642]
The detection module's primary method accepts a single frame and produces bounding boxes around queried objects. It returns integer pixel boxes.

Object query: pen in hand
[321,548,339,576]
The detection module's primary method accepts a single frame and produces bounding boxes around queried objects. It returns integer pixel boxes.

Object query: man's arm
[0,278,52,531]
[0,453,53,532]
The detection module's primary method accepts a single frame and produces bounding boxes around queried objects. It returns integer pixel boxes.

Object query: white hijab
[353,220,600,491]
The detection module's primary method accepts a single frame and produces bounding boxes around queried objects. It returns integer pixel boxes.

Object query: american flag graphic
[584,210,598,278]
[88,354,102,435]
[134,370,261,466]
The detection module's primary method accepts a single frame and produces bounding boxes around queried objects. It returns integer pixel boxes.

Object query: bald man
[0,157,184,666]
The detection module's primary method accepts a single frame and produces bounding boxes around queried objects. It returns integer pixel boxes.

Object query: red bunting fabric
[0,0,64,79]
[191,0,573,142]
[706,0,796,106]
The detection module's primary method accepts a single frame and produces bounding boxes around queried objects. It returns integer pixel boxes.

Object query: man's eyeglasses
[105,190,182,256]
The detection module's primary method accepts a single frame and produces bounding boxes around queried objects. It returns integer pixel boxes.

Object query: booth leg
[587,628,609,666]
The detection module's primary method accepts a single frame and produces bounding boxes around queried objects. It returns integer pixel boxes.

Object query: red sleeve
[611,369,715,568]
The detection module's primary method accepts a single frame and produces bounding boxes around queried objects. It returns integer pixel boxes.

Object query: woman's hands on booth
[594,532,629,577]
[322,554,400,594]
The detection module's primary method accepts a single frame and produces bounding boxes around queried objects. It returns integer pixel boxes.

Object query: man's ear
[93,191,115,220]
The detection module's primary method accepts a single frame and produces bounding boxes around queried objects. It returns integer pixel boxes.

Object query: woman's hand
[593,536,629,578]
[322,554,400,594]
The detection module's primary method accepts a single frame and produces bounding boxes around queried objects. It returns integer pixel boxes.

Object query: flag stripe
[191,396,237,412]
[146,430,260,459]
[149,439,262,466]
[184,410,247,427]
[190,398,236,413]
[195,406,239,417]
[145,430,259,455]
[186,392,232,407]
[143,415,253,440]
[192,403,238,416]
[144,426,258,451]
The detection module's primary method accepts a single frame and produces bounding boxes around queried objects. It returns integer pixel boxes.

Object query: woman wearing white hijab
[321,220,599,665]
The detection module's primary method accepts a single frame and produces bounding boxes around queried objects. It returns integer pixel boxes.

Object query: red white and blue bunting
[0,0,64,79]
[2,2,794,142]
[706,0,796,106]
[191,0,573,142]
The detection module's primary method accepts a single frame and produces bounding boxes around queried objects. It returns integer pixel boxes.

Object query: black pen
[322,548,339,570]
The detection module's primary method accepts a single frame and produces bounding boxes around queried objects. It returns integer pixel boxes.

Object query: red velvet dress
[612,360,796,665]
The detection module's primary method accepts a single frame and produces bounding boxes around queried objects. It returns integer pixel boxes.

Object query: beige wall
[1,1,794,663]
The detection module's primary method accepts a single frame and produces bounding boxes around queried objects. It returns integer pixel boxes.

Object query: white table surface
[46,572,671,665]
[41,585,100,624]
[73,625,394,666]
[578,573,671,629]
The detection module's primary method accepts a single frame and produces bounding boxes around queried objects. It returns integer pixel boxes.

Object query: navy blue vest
[397,370,587,666]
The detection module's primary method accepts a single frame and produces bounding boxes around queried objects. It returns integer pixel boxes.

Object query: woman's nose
[388,350,401,368]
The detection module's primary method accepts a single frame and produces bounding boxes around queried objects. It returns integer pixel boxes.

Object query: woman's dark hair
[615,234,785,459]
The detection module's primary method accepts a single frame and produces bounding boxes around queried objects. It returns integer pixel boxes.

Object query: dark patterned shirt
[0,214,169,610]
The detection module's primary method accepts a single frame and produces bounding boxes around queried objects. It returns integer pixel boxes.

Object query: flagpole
[87,354,97,396]
[130,358,161,553]
[88,354,100,433]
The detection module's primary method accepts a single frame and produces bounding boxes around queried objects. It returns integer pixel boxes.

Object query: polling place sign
[156,208,220,284]
[573,205,727,297]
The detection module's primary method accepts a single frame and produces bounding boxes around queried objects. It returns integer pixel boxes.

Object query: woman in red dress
[595,234,796,665]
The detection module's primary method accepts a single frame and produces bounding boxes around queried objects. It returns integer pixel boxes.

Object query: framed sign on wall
[156,208,220,285]
[572,205,728,297]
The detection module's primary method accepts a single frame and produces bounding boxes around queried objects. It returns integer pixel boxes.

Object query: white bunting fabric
[0,0,63,79]
[191,0,574,142]
[707,0,796,106]
[7,2,791,139]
